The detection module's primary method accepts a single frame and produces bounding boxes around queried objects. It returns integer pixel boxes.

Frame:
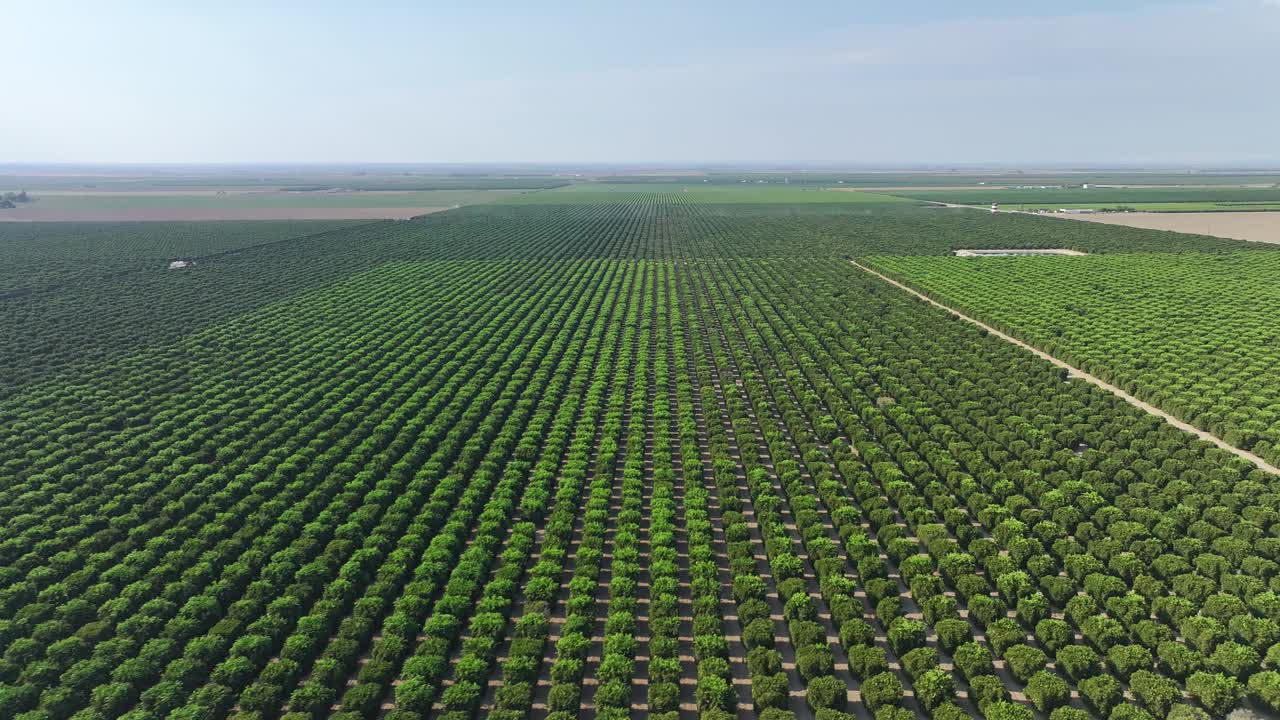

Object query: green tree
[860,672,903,711]
[1157,641,1202,679]
[1129,670,1181,718]
[968,674,1009,710]
[696,675,732,712]
[900,647,938,680]
[934,619,972,652]
[1057,644,1100,681]
[1247,670,1280,713]
[1003,644,1049,683]
[983,700,1035,720]
[839,619,874,648]
[1080,674,1123,716]
[987,619,1025,657]
[1025,671,1070,712]
[393,677,434,715]
[912,668,953,712]
[846,644,888,680]
[1108,704,1157,720]
[752,672,789,710]
[953,642,995,681]
[1207,641,1259,678]
[1186,672,1243,717]
[1166,706,1212,720]
[1034,619,1072,653]
[806,675,847,711]
[887,617,926,656]
[1107,644,1154,680]
[796,645,834,681]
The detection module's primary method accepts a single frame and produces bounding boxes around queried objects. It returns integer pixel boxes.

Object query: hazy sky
[3,1,1279,165]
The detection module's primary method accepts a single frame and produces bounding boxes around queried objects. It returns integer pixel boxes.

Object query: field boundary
[0,220,383,302]
[920,201,1280,246]
[847,258,1280,476]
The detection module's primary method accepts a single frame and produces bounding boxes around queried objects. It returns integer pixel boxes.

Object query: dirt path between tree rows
[847,259,1280,477]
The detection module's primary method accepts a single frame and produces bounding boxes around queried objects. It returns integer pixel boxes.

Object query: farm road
[848,259,1280,477]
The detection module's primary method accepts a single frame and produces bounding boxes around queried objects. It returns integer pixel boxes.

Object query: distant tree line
[0,190,31,208]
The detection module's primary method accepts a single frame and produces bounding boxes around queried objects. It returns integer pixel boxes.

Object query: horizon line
[4,161,1280,172]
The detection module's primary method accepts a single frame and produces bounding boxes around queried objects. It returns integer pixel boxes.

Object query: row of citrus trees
[0,220,360,297]
[0,219,403,390]
[7,195,1258,389]
[5,204,1280,720]
[675,257,1280,719]
[867,251,1280,469]
[7,252,1280,720]
[0,258,642,719]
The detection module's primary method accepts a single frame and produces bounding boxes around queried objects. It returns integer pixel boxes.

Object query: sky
[2,0,1279,166]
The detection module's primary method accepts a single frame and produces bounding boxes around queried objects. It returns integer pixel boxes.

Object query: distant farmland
[509,183,916,204]
[884,186,1280,206]
[0,189,537,221]
[1055,210,1280,245]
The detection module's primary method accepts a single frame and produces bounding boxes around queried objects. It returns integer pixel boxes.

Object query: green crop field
[3,195,1280,720]
[0,220,370,297]
[504,184,914,204]
[867,251,1280,468]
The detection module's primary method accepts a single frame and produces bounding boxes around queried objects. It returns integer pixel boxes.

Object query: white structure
[953,248,1087,257]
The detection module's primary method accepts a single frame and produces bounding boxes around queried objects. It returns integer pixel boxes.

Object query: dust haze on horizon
[3,0,1279,167]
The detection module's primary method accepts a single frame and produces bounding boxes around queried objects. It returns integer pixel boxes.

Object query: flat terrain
[507,183,914,204]
[4,186,1280,720]
[0,205,448,221]
[830,185,997,192]
[868,250,1280,467]
[0,166,570,192]
[849,259,1280,476]
[0,219,369,298]
[884,186,1280,205]
[1057,210,1280,245]
[0,189,529,221]
[952,248,1086,257]
[986,202,1280,212]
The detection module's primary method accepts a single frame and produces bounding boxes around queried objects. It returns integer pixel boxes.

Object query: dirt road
[848,259,1280,476]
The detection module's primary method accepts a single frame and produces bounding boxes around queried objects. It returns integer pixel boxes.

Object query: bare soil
[1055,211,1280,245]
[0,206,448,222]
[30,190,268,196]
